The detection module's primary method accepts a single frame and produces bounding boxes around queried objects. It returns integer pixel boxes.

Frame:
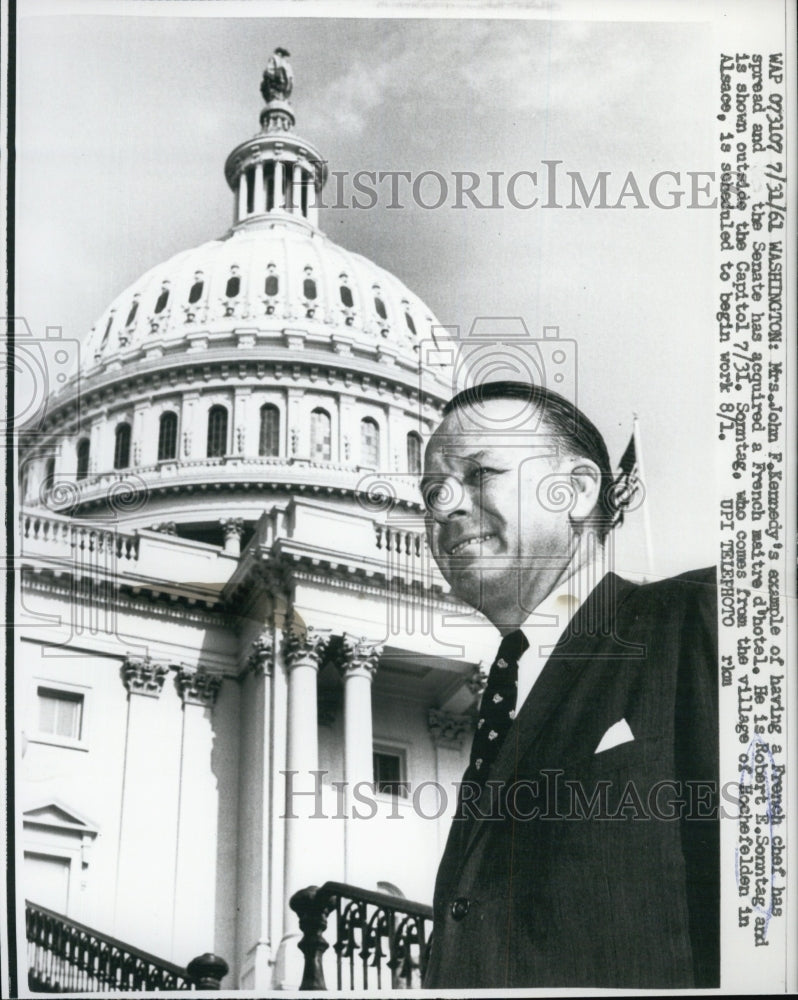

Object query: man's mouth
[447,533,496,556]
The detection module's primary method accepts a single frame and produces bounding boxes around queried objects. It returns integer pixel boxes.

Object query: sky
[15,3,718,578]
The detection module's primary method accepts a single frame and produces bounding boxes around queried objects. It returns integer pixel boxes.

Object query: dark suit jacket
[424,568,719,990]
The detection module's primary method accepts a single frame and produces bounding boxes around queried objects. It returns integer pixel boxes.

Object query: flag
[612,429,641,525]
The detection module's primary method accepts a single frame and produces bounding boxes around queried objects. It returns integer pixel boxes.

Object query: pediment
[23,800,99,837]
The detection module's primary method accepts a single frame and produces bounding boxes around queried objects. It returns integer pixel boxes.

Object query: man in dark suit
[420,381,718,989]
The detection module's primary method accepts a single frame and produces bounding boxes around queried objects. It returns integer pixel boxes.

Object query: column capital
[428,708,474,750]
[221,517,245,540]
[176,665,223,707]
[122,656,169,698]
[246,629,274,677]
[336,633,383,680]
[466,662,489,697]
[151,521,177,535]
[284,624,332,672]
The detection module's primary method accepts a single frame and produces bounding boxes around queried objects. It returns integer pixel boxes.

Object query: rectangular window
[37,687,83,741]
[373,749,408,798]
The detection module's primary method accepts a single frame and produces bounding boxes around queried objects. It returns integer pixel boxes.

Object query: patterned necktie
[467,629,530,783]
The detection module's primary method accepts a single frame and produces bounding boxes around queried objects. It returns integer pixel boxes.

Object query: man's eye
[472,466,500,482]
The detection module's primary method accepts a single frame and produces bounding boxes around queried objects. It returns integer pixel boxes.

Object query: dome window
[407,432,422,475]
[154,284,170,314]
[114,423,132,470]
[360,417,380,469]
[100,314,114,350]
[303,276,317,301]
[265,265,279,297]
[158,412,178,462]
[405,311,417,336]
[374,296,387,320]
[125,298,140,328]
[207,405,229,458]
[310,408,331,461]
[76,439,90,481]
[340,284,353,308]
[188,274,204,305]
[225,267,241,299]
[259,404,280,457]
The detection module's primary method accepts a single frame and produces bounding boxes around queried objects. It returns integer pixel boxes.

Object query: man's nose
[429,477,474,522]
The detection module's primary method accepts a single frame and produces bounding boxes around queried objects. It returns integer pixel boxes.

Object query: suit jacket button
[450,897,470,921]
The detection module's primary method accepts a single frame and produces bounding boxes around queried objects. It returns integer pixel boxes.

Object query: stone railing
[26,900,228,992]
[18,509,237,596]
[35,458,423,512]
[290,882,433,991]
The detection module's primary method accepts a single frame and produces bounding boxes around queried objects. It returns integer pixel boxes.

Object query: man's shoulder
[615,566,717,619]
[619,565,716,594]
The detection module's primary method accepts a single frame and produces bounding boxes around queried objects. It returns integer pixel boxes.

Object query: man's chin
[444,565,512,616]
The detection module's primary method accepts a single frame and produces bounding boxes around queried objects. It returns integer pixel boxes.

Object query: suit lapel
[460,572,637,862]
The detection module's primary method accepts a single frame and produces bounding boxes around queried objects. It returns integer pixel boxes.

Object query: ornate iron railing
[290,882,433,991]
[25,901,228,992]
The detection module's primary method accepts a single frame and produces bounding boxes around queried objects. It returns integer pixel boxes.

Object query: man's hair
[442,381,619,538]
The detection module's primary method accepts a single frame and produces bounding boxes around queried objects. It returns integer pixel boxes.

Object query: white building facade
[16,54,499,990]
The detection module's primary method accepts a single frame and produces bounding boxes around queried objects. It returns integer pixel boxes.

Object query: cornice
[36,346,447,435]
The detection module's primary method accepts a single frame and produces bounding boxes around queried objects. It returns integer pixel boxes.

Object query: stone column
[274,161,285,211]
[282,625,331,911]
[338,634,383,883]
[172,666,223,964]
[254,161,266,214]
[307,166,319,228]
[221,518,244,556]
[114,657,181,956]
[238,170,247,221]
[291,163,302,214]
[181,392,199,459]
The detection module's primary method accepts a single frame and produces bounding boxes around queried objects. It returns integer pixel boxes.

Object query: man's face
[422,398,577,627]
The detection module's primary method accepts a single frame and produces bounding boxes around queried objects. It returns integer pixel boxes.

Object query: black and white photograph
[4,0,796,995]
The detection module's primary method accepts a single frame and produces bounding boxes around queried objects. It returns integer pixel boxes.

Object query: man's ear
[567,460,602,526]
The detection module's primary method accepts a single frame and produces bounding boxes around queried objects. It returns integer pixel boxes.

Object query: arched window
[158,411,178,461]
[125,298,139,327]
[114,423,131,470]
[225,271,240,298]
[259,404,280,457]
[207,405,228,458]
[340,284,353,308]
[76,439,90,481]
[407,431,422,475]
[45,457,55,486]
[310,408,331,461]
[188,276,204,304]
[154,285,170,314]
[303,276,317,300]
[265,271,279,297]
[360,418,380,468]
[374,296,387,320]
[405,311,417,336]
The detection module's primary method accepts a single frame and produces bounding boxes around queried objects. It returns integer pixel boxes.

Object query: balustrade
[25,900,228,992]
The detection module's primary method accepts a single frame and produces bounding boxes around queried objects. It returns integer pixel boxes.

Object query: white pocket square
[594,718,634,754]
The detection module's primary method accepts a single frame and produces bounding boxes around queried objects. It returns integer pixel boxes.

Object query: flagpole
[632,414,656,581]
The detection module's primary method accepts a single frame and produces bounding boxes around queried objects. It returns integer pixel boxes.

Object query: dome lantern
[224,48,328,230]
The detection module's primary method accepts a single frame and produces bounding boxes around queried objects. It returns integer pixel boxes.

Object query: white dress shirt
[515,558,608,710]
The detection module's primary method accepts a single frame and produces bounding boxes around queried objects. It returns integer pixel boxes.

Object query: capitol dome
[22,53,452,542]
